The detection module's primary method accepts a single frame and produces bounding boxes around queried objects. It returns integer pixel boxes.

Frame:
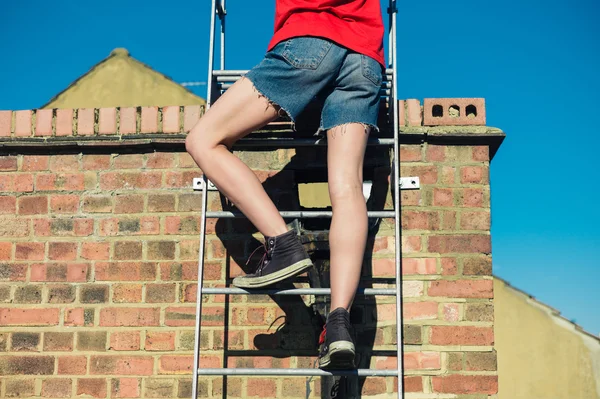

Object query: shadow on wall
[211,106,394,398]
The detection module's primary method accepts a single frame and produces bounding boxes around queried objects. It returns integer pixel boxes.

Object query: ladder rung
[216,76,393,87]
[213,69,394,76]
[205,211,395,218]
[197,368,398,377]
[202,288,396,295]
[219,137,395,148]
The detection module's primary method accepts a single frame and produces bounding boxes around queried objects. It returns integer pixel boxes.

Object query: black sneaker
[318,307,356,369]
[232,230,313,288]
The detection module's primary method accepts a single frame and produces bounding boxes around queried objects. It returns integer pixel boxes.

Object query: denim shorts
[244,36,383,134]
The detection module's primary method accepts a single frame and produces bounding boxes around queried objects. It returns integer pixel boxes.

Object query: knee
[328,177,364,204]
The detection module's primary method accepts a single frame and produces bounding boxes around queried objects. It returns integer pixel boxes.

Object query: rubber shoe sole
[318,341,356,369]
[231,259,313,288]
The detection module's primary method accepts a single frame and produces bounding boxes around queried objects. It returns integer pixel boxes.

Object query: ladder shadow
[212,109,394,398]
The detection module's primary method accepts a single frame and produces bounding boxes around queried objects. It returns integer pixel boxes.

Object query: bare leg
[185,77,289,237]
[327,124,370,311]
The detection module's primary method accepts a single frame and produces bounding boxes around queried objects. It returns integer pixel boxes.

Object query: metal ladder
[190,1,415,397]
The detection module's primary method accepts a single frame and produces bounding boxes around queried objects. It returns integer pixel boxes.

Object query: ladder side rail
[389,0,405,397]
[192,1,219,397]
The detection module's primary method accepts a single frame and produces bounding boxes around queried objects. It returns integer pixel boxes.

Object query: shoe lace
[246,242,270,275]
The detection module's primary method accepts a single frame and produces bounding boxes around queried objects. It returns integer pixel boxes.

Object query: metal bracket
[193,178,218,191]
[194,176,420,192]
[399,176,420,190]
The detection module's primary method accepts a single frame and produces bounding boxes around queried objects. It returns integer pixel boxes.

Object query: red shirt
[267,0,386,67]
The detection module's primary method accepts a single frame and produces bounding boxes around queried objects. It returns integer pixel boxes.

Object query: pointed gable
[43,48,206,109]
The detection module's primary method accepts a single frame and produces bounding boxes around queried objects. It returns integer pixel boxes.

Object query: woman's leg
[326,124,370,311]
[185,77,289,237]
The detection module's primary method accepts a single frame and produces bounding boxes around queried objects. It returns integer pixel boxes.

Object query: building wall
[494,278,600,399]
[0,103,500,398]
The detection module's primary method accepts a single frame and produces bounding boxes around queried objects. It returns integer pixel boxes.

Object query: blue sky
[2,0,599,334]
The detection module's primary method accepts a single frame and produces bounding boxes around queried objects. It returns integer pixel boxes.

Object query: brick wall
[0,101,504,398]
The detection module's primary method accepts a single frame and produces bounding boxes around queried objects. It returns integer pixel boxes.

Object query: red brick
[401,235,422,253]
[432,375,497,394]
[161,106,180,133]
[398,99,405,127]
[429,279,493,298]
[0,156,17,172]
[111,378,141,398]
[164,170,199,189]
[177,152,198,168]
[141,106,158,133]
[460,211,490,230]
[119,107,137,134]
[99,307,160,327]
[36,173,85,191]
[426,145,445,161]
[112,284,143,303]
[30,263,88,282]
[247,378,277,397]
[64,308,84,327]
[35,109,53,136]
[433,188,453,206]
[18,196,48,215]
[401,376,423,393]
[183,105,202,132]
[82,155,110,171]
[99,171,162,190]
[401,165,437,184]
[461,166,487,184]
[0,110,12,136]
[74,219,94,236]
[146,152,175,169]
[430,326,494,345]
[95,262,156,281]
[50,155,79,171]
[77,378,107,398]
[406,99,421,126]
[441,210,457,229]
[15,242,45,260]
[50,194,79,213]
[15,174,34,192]
[400,145,421,161]
[165,306,205,327]
[158,355,193,374]
[473,145,489,161]
[428,234,491,254]
[0,242,12,260]
[461,188,484,208]
[77,108,95,135]
[0,308,59,326]
[15,110,32,136]
[109,331,140,351]
[41,378,72,397]
[423,98,486,126]
[402,210,439,230]
[90,355,154,375]
[360,377,386,396]
[99,107,117,134]
[56,109,73,136]
[402,258,436,275]
[145,331,175,351]
[0,175,13,191]
[57,355,87,374]
[404,302,438,320]
[113,154,144,169]
[22,155,49,171]
[114,194,144,213]
[441,257,458,275]
[0,196,16,214]
[443,303,460,321]
[404,351,441,370]
[82,242,110,260]
[0,263,27,281]
[49,242,78,261]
